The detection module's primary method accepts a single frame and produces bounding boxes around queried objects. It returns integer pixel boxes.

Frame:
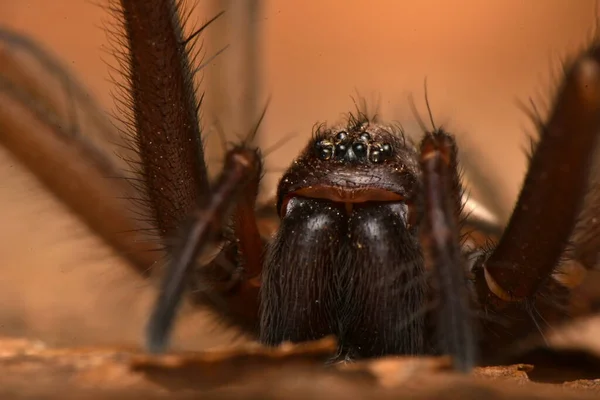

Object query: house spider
[0,0,599,374]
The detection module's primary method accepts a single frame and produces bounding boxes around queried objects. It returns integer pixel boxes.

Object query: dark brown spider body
[1,0,600,377]
[263,119,428,360]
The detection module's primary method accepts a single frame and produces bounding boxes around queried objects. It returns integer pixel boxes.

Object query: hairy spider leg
[473,43,600,360]
[419,130,476,371]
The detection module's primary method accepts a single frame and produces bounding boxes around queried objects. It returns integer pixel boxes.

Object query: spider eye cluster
[314,131,393,163]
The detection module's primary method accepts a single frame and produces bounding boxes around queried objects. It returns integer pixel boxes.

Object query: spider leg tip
[145,327,168,354]
[145,311,172,354]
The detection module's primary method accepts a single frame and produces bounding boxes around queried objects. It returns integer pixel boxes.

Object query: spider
[0,0,599,374]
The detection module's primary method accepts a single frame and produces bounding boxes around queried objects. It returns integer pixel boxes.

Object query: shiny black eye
[319,147,333,160]
[335,142,348,158]
[359,132,371,142]
[315,140,334,160]
[370,144,383,163]
[352,142,367,157]
[370,150,382,163]
[381,143,392,157]
[335,131,348,141]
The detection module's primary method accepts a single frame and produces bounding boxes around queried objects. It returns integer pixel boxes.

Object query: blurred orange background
[0,1,595,350]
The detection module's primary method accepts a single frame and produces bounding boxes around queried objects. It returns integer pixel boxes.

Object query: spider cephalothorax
[277,117,419,214]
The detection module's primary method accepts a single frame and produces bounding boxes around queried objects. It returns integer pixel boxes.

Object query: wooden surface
[1,337,599,400]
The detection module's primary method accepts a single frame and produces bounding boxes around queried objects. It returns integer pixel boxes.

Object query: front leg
[118,0,211,240]
[473,44,600,360]
[146,146,264,352]
[118,0,267,351]
[418,129,476,371]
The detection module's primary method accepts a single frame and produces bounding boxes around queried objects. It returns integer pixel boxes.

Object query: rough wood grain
[1,337,599,399]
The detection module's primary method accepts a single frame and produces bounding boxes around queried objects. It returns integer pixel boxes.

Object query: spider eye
[369,143,387,163]
[319,147,333,160]
[315,140,334,160]
[381,143,392,157]
[359,132,371,142]
[335,131,348,141]
[352,142,367,157]
[368,142,392,163]
[370,149,382,163]
[335,142,348,158]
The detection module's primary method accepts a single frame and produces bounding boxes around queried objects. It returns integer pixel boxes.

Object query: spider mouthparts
[280,185,405,216]
[293,185,404,203]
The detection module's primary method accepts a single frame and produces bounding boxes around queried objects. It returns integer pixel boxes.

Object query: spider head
[276,117,421,218]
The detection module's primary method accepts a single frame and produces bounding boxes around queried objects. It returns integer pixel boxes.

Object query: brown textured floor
[0,1,599,397]
[1,337,600,399]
